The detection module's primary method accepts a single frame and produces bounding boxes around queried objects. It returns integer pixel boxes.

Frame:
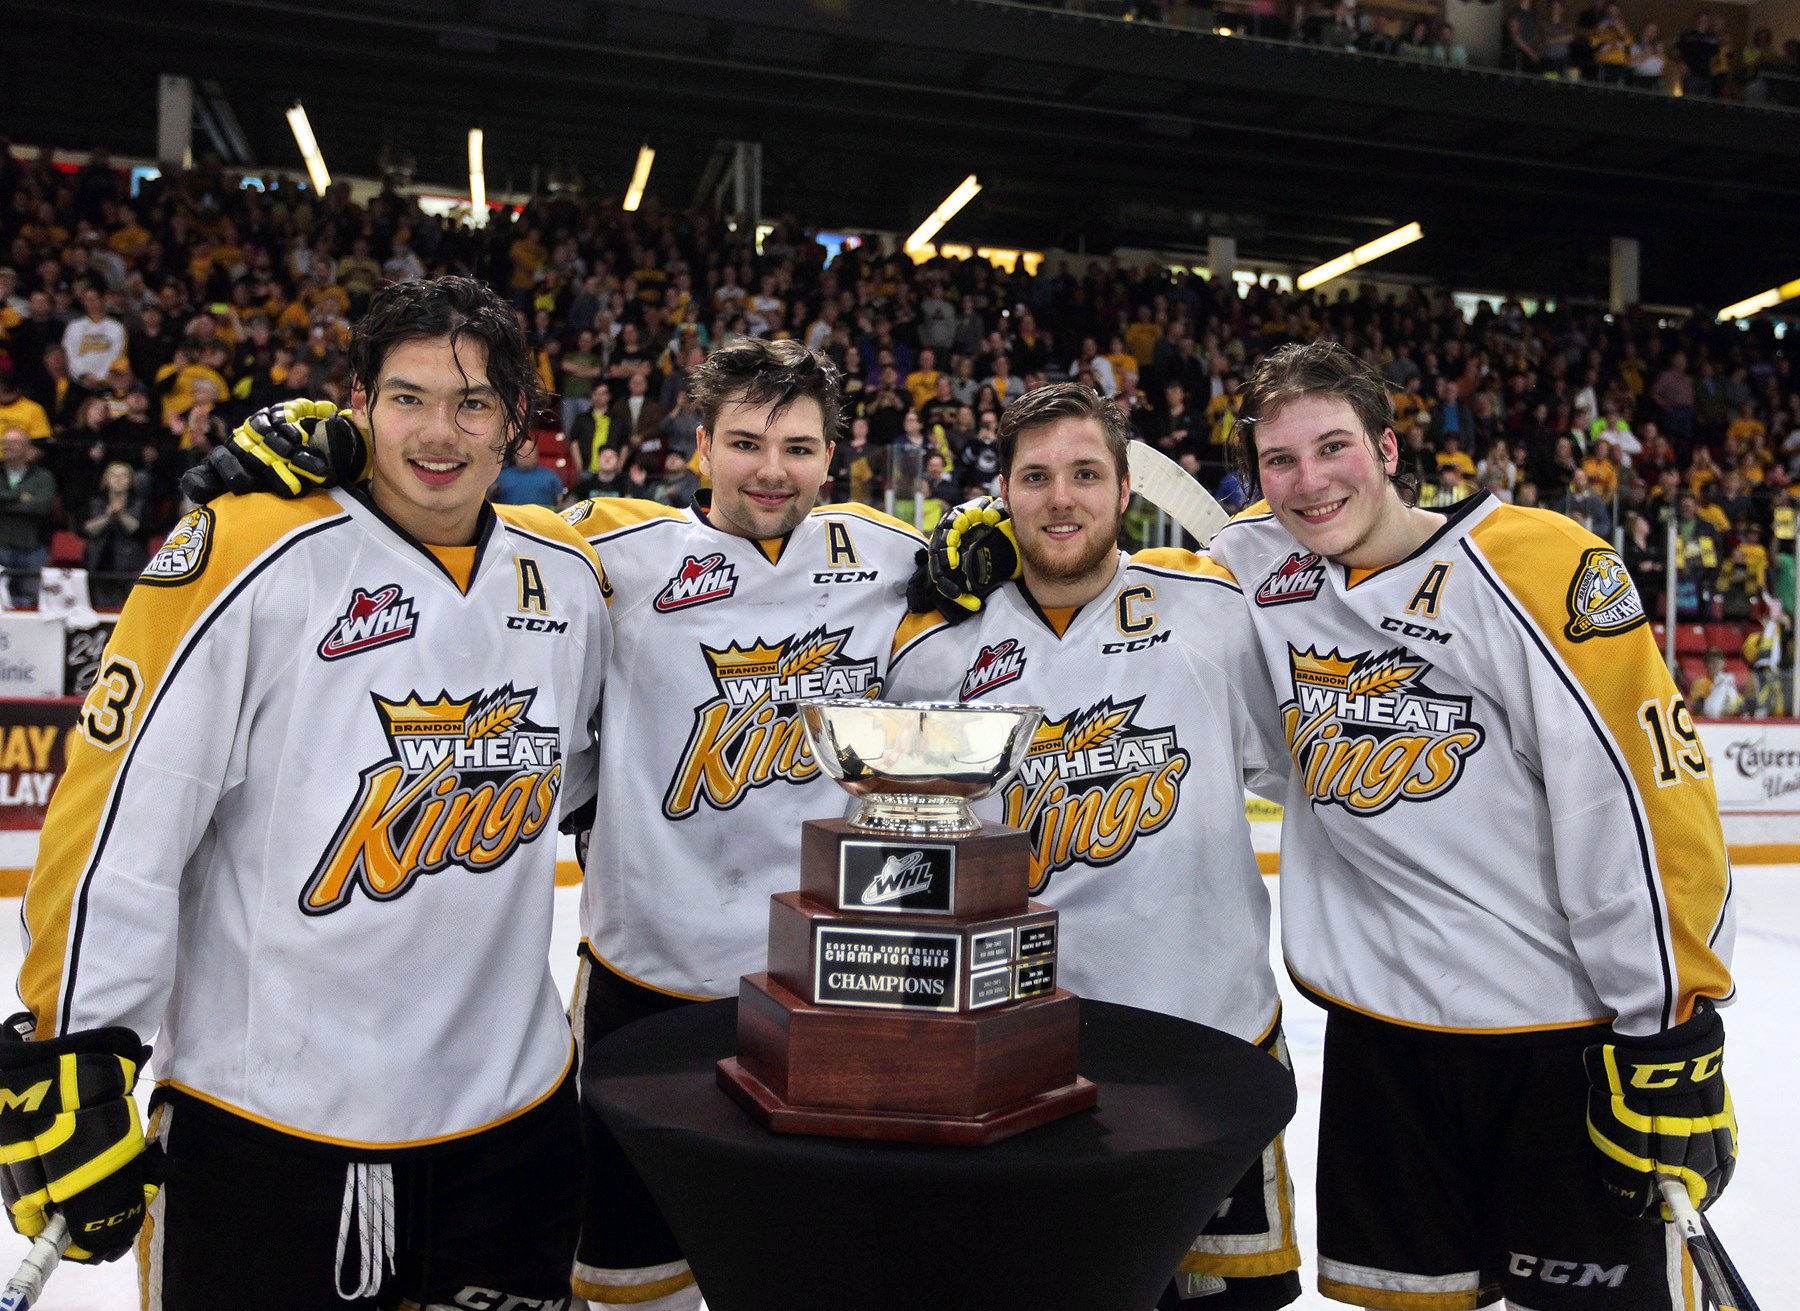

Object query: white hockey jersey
[885,550,1288,1045]
[1210,493,1734,1037]
[21,490,611,1149]
[562,495,923,998]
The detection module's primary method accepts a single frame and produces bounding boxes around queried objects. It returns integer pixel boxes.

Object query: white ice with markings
[2,871,1794,1307]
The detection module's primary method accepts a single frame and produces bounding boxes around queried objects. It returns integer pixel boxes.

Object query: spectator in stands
[1673,491,1722,618]
[1676,12,1721,95]
[60,283,126,388]
[1716,523,1768,620]
[0,368,49,441]
[492,441,565,510]
[0,426,54,607]
[1620,510,1666,613]
[80,459,148,607]
[1589,1,1633,81]
[559,328,604,438]
[1541,0,1576,74]
[576,444,632,500]
[1431,22,1470,63]
[649,450,699,508]
[1630,22,1668,89]
[1694,648,1745,716]
[1505,0,1544,72]
[1559,467,1612,537]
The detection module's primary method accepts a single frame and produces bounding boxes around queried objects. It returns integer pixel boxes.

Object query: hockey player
[1207,340,1737,1310]
[926,346,1738,1309]
[181,335,924,1311]
[1216,343,1735,1303]
[2,277,611,1309]
[555,338,923,1308]
[885,383,1300,1309]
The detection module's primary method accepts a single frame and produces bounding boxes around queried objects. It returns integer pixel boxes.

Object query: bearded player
[184,335,924,1311]
[886,383,1301,1310]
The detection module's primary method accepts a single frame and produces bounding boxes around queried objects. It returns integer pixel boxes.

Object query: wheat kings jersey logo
[665,625,881,818]
[1283,646,1485,816]
[1000,696,1188,894]
[301,684,563,914]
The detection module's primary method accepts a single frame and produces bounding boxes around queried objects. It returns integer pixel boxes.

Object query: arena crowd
[0,140,1793,709]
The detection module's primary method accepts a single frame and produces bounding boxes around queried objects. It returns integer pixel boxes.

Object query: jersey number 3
[80,656,143,751]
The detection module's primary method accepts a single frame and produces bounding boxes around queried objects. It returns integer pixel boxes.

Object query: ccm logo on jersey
[319,584,420,661]
[655,553,739,612]
[1379,615,1451,645]
[962,639,1027,698]
[1102,632,1171,654]
[1255,552,1325,606]
[812,569,880,584]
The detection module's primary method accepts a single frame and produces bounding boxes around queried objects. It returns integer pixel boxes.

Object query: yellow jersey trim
[581,940,719,1002]
[157,1042,571,1152]
[1291,968,1611,1036]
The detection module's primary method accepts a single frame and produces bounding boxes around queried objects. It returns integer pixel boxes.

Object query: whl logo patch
[655,553,738,612]
[1256,552,1326,606]
[840,841,956,913]
[319,585,420,661]
[962,639,1027,700]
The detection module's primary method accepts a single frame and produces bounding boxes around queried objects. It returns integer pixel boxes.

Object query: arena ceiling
[4,0,1797,307]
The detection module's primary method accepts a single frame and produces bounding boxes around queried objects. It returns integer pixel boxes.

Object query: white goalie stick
[1125,440,1230,547]
[0,1214,69,1311]
[1659,1181,1761,1311]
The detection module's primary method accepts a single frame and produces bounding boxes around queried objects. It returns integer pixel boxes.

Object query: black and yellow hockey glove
[180,399,370,504]
[1584,1001,1735,1218]
[904,496,1021,623]
[0,1017,157,1263]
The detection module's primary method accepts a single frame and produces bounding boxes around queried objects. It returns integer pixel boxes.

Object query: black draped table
[585,998,1296,1311]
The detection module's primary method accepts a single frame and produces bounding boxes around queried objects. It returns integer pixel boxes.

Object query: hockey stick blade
[1659,1180,1760,1311]
[0,1213,69,1311]
[1125,441,1230,546]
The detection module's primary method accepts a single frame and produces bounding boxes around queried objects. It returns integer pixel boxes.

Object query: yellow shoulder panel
[559,496,684,539]
[1130,547,1239,586]
[495,502,610,593]
[1469,504,1731,1023]
[891,610,950,661]
[22,493,349,1034]
[813,502,926,541]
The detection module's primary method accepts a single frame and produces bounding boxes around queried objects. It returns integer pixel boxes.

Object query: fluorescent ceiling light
[904,175,982,252]
[623,145,655,212]
[285,103,331,196]
[468,128,487,227]
[1296,222,1423,292]
[1717,278,1800,322]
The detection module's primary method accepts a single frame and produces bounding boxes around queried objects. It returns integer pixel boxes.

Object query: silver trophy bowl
[800,698,1045,835]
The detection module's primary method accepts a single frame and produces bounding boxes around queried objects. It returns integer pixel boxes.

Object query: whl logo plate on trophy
[814,926,963,1012]
[839,841,957,914]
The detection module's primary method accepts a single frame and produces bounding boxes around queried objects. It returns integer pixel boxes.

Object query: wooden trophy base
[717,972,1098,1146]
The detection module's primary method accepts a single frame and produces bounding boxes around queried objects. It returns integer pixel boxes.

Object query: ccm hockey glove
[180,399,370,504]
[0,1016,157,1263]
[903,496,1021,623]
[1584,1001,1736,1218]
